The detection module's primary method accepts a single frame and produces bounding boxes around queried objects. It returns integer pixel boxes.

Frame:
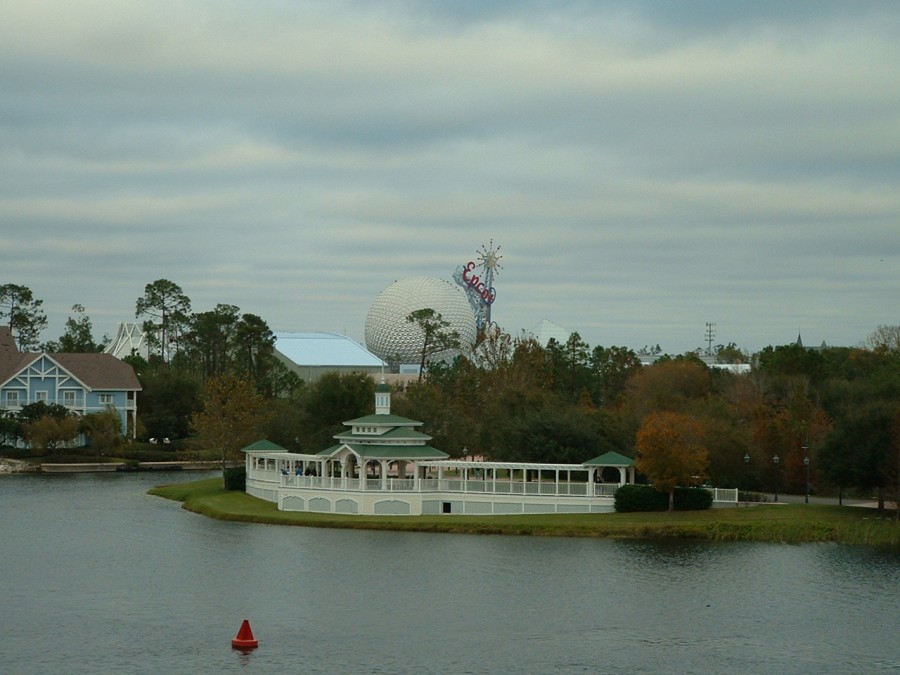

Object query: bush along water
[614,484,713,512]
[223,466,246,491]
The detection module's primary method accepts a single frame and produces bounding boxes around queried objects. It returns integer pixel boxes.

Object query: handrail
[272,472,629,497]
[263,472,741,501]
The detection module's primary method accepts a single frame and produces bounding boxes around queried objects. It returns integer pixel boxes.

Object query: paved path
[756,492,896,509]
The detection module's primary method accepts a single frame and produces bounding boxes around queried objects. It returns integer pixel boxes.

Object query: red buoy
[231,619,259,649]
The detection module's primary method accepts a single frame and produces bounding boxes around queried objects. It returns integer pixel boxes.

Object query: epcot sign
[459,260,497,306]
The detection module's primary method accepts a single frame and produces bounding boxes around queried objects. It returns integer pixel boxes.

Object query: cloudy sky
[1,1,897,355]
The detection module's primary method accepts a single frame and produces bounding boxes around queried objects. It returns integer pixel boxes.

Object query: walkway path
[759,492,896,509]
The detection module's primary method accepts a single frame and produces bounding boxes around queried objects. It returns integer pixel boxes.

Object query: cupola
[375,380,391,415]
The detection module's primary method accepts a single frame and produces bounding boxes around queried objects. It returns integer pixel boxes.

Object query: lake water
[1,472,897,674]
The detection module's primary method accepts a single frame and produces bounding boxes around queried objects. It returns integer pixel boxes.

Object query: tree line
[392,325,898,510]
[2,280,897,509]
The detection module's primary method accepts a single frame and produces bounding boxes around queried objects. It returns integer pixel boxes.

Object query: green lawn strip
[149,478,898,546]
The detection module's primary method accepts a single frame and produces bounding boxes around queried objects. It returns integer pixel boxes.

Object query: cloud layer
[2,1,897,353]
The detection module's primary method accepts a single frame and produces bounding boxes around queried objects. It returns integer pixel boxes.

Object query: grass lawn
[149,477,899,547]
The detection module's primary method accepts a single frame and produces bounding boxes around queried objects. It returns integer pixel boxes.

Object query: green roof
[344,413,422,426]
[583,451,634,467]
[334,427,432,442]
[318,443,449,460]
[241,439,290,453]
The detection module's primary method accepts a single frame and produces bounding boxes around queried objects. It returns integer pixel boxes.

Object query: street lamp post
[743,453,751,506]
[772,454,780,503]
[803,455,810,504]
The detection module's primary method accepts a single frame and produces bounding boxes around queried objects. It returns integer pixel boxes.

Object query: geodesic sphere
[365,276,477,364]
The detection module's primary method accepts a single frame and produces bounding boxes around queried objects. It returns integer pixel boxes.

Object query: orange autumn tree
[635,411,709,512]
[191,373,272,476]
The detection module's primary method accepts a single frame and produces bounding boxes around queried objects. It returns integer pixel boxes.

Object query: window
[6,391,19,407]
[99,393,114,405]
[63,391,76,407]
[35,391,49,403]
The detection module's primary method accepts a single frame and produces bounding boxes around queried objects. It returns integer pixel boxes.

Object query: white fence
[709,487,739,503]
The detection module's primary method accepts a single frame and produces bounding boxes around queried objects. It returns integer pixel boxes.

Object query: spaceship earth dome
[365,276,477,364]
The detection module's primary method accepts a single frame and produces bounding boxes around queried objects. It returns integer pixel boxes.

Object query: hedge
[614,484,713,512]
[223,466,246,491]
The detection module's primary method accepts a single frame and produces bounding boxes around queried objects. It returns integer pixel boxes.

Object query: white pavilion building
[242,381,670,516]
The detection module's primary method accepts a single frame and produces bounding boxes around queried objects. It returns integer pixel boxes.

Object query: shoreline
[149,477,899,547]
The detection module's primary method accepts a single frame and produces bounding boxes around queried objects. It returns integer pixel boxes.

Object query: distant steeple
[375,379,391,415]
[796,332,803,348]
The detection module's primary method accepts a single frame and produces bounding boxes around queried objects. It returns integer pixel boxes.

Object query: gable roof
[49,353,141,390]
[0,327,141,391]
[274,331,385,368]
[0,326,16,353]
[0,327,33,383]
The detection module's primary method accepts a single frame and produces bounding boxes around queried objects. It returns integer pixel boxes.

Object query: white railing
[709,487,739,503]
[278,474,625,499]
[265,466,738,505]
[594,483,619,497]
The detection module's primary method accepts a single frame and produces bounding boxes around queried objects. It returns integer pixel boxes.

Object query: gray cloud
[1,1,897,354]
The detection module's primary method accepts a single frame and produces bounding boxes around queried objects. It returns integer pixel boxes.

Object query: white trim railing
[274,473,627,498]
[267,471,738,502]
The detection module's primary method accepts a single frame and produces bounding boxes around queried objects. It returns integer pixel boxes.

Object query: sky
[1,0,898,355]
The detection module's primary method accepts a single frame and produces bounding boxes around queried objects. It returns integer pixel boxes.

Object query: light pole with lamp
[743,453,751,506]
[803,438,810,503]
[772,454,780,503]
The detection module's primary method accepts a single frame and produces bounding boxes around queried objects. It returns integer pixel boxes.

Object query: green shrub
[1,447,32,460]
[614,484,713,512]
[675,486,713,511]
[615,484,668,512]
[223,466,246,491]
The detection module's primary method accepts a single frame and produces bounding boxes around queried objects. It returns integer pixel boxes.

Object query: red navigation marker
[231,619,259,649]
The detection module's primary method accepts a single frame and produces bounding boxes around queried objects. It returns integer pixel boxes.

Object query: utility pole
[705,322,716,356]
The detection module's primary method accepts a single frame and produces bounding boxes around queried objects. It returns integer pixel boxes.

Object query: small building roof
[274,332,385,368]
[583,451,634,467]
[241,439,290,453]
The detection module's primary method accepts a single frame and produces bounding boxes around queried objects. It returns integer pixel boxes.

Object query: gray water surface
[1,473,897,674]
